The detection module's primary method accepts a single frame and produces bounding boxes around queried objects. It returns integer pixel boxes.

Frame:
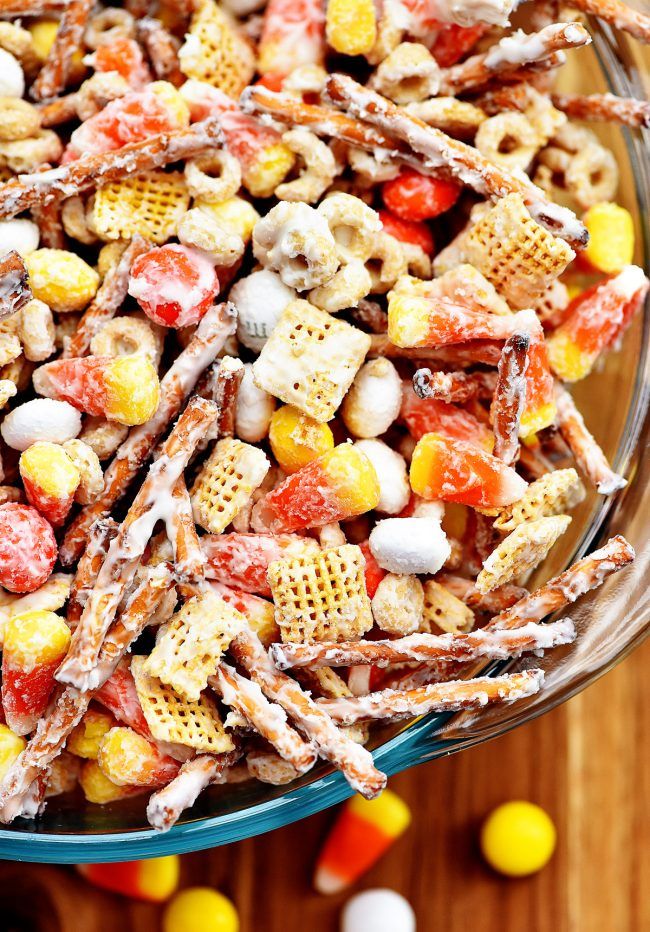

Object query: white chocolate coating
[341,889,416,932]
[369,517,450,575]
[0,49,24,98]
[0,219,39,258]
[1,398,82,451]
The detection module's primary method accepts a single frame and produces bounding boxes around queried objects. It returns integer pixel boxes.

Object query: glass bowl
[0,17,648,864]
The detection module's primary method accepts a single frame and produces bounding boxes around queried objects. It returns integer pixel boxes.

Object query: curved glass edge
[0,21,648,865]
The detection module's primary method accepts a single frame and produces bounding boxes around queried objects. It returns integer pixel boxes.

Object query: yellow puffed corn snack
[25,249,99,313]
[326,0,377,58]
[67,708,115,760]
[92,172,189,244]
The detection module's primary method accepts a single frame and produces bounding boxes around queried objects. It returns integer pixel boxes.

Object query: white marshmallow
[411,498,445,523]
[369,517,450,575]
[235,363,276,443]
[229,269,296,352]
[0,220,39,258]
[354,439,409,515]
[341,889,416,932]
[341,358,402,438]
[1,398,82,451]
[0,49,24,98]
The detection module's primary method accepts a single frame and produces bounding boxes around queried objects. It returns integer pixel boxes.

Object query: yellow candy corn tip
[150,81,191,128]
[409,432,444,499]
[197,197,260,241]
[3,610,71,667]
[546,330,594,383]
[163,888,239,932]
[104,354,161,426]
[0,724,26,780]
[98,727,152,784]
[583,202,634,274]
[79,760,132,804]
[243,143,296,199]
[19,441,80,498]
[28,20,59,59]
[348,789,412,835]
[480,801,556,877]
[139,856,180,901]
[68,710,115,760]
[321,444,381,513]
[269,404,335,473]
[387,293,431,349]
[519,401,557,439]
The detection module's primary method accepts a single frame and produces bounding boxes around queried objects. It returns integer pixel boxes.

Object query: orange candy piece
[202,532,318,595]
[129,244,219,329]
[401,383,494,449]
[92,36,151,88]
[77,856,180,902]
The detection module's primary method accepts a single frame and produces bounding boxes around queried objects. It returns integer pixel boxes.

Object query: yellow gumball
[480,801,556,877]
[163,888,239,932]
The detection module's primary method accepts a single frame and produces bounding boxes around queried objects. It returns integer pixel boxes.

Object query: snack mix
[0,0,646,831]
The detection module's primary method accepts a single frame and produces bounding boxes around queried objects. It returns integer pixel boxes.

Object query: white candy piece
[229,269,296,352]
[235,363,276,443]
[369,517,450,575]
[1,398,82,451]
[354,439,409,515]
[0,49,24,98]
[0,219,39,258]
[411,498,445,523]
[341,889,416,932]
[341,358,402,439]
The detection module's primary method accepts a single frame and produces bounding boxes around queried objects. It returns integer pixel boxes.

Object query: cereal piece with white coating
[62,439,104,505]
[309,261,372,313]
[18,299,55,362]
[369,517,451,575]
[422,580,475,634]
[372,573,424,635]
[178,206,244,267]
[341,358,402,438]
[494,468,585,532]
[275,129,339,204]
[0,220,39,259]
[370,42,441,104]
[476,515,572,593]
[235,363,276,444]
[253,201,339,291]
[354,440,410,515]
[185,151,241,203]
[191,437,270,534]
[318,192,382,264]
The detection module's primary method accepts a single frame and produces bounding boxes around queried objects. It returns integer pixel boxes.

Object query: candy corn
[547,266,649,382]
[314,790,411,894]
[77,855,180,902]
[91,35,152,89]
[95,658,152,738]
[163,888,239,932]
[97,726,180,787]
[67,707,116,760]
[2,610,71,735]
[79,760,145,805]
[357,540,387,599]
[520,321,556,439]
[0,724,26,779]
[410,433,527,509]
[260,444,380,533]
[33,354,161,426]
[269,404,335,474]
[582,202,634,275]
[0,503,57,593]
[19,441,80,527]
[202,533,320,595]
[209,582,279,647]
[401,382,494,450]
[258,0,326,81]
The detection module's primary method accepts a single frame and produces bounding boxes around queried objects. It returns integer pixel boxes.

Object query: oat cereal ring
[89,317,162,364]
[178,207,244,267]
[62,439,105,505]
[0,314,21,367]
[0,378,16,410]
[405,98,487,137]
[84,7,136,50]
[369,42,441,105]
[61,196,98,246]
[309,260,372,313]
[185,151,241,203]
[275,130,338,204]
[365,231,408,293]
[0,130,62,173]
[564,144,618,209]
[402,242,432,280]
[18,298,55,362]
[317,192,382,264]
[74,72,130,122]
[475,112,541,172]
[0,23,40,80]
[0,97,40,142]
[252,201,339,291]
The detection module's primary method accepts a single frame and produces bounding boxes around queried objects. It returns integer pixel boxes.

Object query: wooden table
[1,637,647,932]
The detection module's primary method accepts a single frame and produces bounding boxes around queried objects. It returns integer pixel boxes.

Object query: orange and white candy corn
[19,441,80,526]
[314,789,411,894]
[77,855,180,902]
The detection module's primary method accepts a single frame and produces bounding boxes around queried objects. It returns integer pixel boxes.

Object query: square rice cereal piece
[191,438,270,534]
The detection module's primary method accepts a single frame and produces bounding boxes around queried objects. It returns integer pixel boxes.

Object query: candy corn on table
[0,638,646,932]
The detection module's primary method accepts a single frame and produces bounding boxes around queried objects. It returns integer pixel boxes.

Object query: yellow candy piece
[480,801,557,877]
[321,444,380,515]
[79,760,135,805]
[196,196,260,243]
[347,789,412,836]
[28,20,58,60]
[0,724,26,780]
[163,888,239,932]
[326,0,377,56]
[583,202,634,274]
[19,441,80,499]
[4,610,71,666]
[67,709,115,760]
[269,404,334,474]
[243,143,295,199]
[150,81,190,129]
[104,354,161,426]
[26,249,99,313]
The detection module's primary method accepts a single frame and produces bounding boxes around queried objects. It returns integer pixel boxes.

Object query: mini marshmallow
[235,362,276,443]
[0,49,24,98]
[341,358,402,439]
[341,889,416,932]
[411,498,445,523]
[0,220,39,258]
[369,517,450,575]
[229,269,296,352]
[354,439,409,515]
[1,398,82,451]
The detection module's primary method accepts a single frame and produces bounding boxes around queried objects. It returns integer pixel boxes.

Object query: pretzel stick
[369,334,503,366]
[317,669,544,724]
[325,74,588,249]
[551,91,650,128]
[435,573,528,613]
[555,385,627,493]
[213,356,244,439]
[125,0,152,16]
[413,368,497,403]
[0,250,31,320]
[230,629,386,798]
[66,518,119,626]
[60,302,237,565]
[570,0,650,43]
[349,299,388,334]
[147,750,243,832]
[168,477,205,587]
[438,23,591,95]
[57,397,218,690]
[31,0,93,101]
[210,663,317,774]
[64,235,151,358]
[0,565,170,822]
[38,93,79,128]
[136,17,184,87]
[269,619,575,670]
[0,0,68,13]
[491,333,530,465]
[0,117,224,220]
[518,442,554,480]
[31,198,64,248]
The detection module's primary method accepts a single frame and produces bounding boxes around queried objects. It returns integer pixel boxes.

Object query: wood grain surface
[0,638,646,932]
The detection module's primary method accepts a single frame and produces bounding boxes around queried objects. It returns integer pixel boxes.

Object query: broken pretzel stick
[210,663,317,775]
[438,23,591,95]
[230,628,386,799]
[435,573,528,614]
[60,302,237,565]
[491,332,530,465]
[0,250,31,321]
[137,17,184,87]
[369,334,503,367]
[551,91,650,128]
[31,0,93,102]
[318,669,545,724]
[570,0,650,44]
[555,384,627,494]
[66,518,119,626]
[324,74,588,249]
[0,117,224,220]
[413,368,497,403]
[168,477,205,588]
